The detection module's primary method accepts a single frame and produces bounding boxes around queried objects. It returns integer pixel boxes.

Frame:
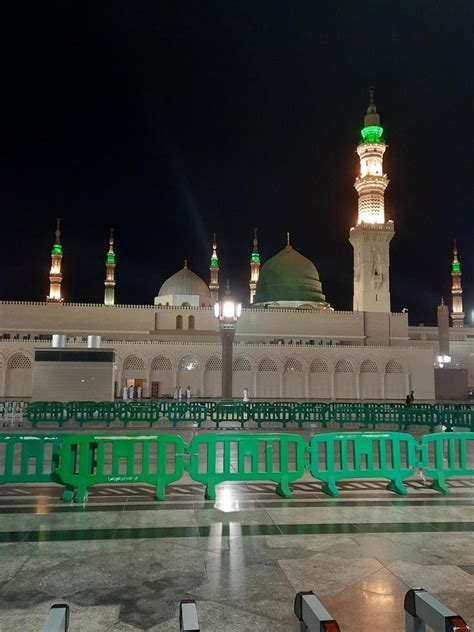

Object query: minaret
[209,233,219,303]
[104,228,116,306]
[349,88,394,312]
[46,218,64,303]
[451,241,464,327]
[249,227,260,304]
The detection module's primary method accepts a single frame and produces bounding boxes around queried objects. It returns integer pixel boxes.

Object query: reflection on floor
[1,475,474,631]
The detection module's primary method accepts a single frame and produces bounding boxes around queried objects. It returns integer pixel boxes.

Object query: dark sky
[1,2,473,325]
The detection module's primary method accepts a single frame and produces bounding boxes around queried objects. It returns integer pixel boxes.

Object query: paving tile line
[2,521,474,544]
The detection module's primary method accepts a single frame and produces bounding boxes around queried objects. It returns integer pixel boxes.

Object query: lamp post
[214,284,242,399]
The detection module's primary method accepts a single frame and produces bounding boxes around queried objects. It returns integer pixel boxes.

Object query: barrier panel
[211,401,247,427]
[294,403,329,428]
[28,402,70,427]
[404,588,470,632]
[251,402,293,428]
[74,402,117,427]
[187,433,306,499]
[308,431,419,497]
[56,433,186,503]
[419,431,474,494]
[0,433,63,486]
[118,401,160,426]
[329,403,370,428]
[167,402,208,427]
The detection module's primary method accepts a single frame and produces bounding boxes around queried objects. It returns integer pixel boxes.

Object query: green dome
[254,244,326,305]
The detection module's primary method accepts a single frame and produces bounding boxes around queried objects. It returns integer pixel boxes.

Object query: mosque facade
[0,94,469,401]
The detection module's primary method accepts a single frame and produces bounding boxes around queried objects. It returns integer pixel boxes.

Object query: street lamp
[214,283,242,399]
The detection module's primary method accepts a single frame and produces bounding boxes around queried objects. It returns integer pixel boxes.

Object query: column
[220,329,235,399]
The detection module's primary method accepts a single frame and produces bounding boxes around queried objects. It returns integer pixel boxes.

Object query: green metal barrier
[329,403,371,428]
[419,432,474,494]
[27,402,71,427]
[167,402,208,427]
[118,401,160,426]
[187,433,306,499]
[0,433,63,486]
[211,401,247,427]
[307,431,419,497]
[250,402,294,428]
[73,402,117,427]
[294,402,329,428]
[56,433,186,503]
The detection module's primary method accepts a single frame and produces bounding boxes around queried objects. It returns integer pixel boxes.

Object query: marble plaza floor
[1,426,474,630]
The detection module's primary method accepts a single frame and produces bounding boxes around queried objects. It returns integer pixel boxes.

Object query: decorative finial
[441,296,444,305]
[213,232,217,247]
[253,227,258,251]
[453,239,458,257]
[286,231,291,247]
[184,259,188,268]
[109,228,114,250]
[225,279,231,296]
[367,86,376,113]
[55,217,61,243]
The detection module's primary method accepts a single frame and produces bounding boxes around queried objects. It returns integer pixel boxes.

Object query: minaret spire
[451,240,464,327]
[349,89,394,313]
[104,228,116,305]
[249,227,260,304]
[209,233,219,302]
[46,218,64,302]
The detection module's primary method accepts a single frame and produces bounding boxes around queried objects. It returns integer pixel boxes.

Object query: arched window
[205,356,222,371]
[8,353,32,369]
[310,358,328,373]
[178,356,199,371]
[151,356,172,371]
[386,360,403,374]
[176,315,183,329]
[188,315,195,330]
[284,358,303,372]
[233,357,252,371]
[360,359,379,374]
[335,359,354,373]
[258,357,278,372]
[123,355,145,371]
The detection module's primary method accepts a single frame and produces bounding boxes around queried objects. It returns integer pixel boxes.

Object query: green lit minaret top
[210,233,219,268]
[106,228,116,264]
[452,241,461,274]
[51,218,63,255]
[360,87,384,144]
[251,227,260,264]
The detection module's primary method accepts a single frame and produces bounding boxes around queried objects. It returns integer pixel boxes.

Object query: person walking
[405,394,411,406]
[243,387,250,403]
[410,390,415,404]
[122,385,128,400]
[186,385,192,401]
[178,386,183,400]
[173,386,179,400]
[137,385,142,399]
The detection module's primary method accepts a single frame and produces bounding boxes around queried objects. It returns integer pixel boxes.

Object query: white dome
[155,263,212,307]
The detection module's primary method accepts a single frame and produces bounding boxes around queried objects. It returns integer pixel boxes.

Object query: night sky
[1,2,473,325]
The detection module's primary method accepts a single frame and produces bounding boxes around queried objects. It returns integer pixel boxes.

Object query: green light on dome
[452,261,461,273]
[251,252,260,264]
[361,125,384,143]
[107,252,116,264]
[51,244,62,255]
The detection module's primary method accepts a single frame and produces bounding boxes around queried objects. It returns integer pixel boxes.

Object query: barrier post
[294,591,340,632]
[42,603,70,632]
[404,589,470,632]
[179,600,200,632]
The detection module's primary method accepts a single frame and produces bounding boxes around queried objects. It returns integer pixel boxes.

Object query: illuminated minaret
[104,228,116,306]
[349,88,394,312]
[249,227,260,304]
[46,218,64,303]
[451,241,464,327]
[209,233,219,302]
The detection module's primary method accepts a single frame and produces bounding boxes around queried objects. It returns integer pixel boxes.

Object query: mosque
[0,93,470,401]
